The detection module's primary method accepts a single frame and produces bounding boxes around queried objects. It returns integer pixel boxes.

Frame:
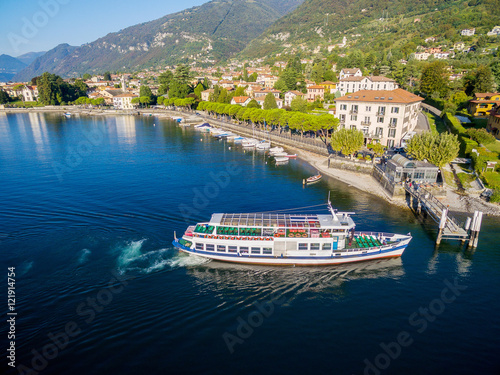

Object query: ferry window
[331,236,339,242]
[228,246,237,253]
[217,245,226,252]
[322,243,332,250]
[310,243,320,251]
[206,244,215,251]
[251,247,261,254]
[298,243,308,250]
[195,243,204,250]
[239,247,249,253]
[263,248,272,255]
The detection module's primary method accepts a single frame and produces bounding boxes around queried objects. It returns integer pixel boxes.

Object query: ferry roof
[208,212,353,228]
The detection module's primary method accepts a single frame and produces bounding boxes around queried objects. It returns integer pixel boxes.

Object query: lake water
[1,112,499,375]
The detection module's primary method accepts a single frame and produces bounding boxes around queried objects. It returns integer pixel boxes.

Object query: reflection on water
[115,115,138,145]
[186,257,404,302]
[428,243,474,276]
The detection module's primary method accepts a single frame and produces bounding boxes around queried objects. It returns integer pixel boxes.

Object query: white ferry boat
[173,199,412,266]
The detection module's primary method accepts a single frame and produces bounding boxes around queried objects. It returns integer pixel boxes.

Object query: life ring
[266,237,271,241]
[231,236,235,240]
[302,233,307,237]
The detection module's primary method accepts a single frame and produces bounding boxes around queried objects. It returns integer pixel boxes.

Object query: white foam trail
[18,261,33,276]
[117,239,146,268]
[116,239,210,274]
[78,249,91,265]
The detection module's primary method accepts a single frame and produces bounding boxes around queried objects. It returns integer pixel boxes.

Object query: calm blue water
[1,112,499,375]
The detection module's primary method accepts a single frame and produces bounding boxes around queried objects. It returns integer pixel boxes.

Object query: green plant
[490,190,500,203]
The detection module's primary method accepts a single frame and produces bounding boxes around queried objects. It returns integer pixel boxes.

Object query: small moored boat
[305,174,322,184]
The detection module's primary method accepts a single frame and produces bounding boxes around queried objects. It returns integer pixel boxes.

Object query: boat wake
[116,239,210,275]
[78,249,91,265]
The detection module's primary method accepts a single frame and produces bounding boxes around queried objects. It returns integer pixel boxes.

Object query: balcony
[361,121,371,125]
[376,111,386,116]
[388,122,397,128]
[349,110,358,114]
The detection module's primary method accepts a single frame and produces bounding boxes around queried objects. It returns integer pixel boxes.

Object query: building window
[377,117,384,123]
[350,125,357,130]
[340,114,346,121]
[366,106,371,112]
[387,139,395,148]
[391,107,399,114]
[351,115,357,121]
[376,127,383,136]
[364,116,370,124]
[340,104,347,110]
[388,128,396,138]
[298,243,308,250]
[390,118,398,126]
[195,243,204,250]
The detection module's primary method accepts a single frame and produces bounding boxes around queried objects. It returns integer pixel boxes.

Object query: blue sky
[0,0,207,57]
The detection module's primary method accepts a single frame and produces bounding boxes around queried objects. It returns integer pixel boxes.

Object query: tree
[103,72,112,81]
[263,93,278,110]
[472,65,494,94]
[194,83,204,99]
[466,128,495,145]
[368,142,386,157]
[247,99,260,109]
[0,90,11,104]
[420,61,449,98]
[158,71,173,95]
[330,128,364,157]
[406,132,459,167]
[82,73,91,80]
[248,72,258,82]
[290,96,308,112]
[73,79,88,98]
[140,85,153,99]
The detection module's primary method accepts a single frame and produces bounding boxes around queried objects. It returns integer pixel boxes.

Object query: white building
[461,28,475,36]
[339,68,362,80]
[113,93,138,110]
[21,85,38,102]
[334,89,424,148]
[284,90,306,107]
[414,52,430,61]
[230,96,251,106]
[487,26,500,36]
[336,76,398,96]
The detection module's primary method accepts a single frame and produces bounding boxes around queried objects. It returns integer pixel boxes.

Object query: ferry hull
[172,238,410,267]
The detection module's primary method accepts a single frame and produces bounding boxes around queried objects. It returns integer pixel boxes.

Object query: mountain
[14,0,303,80]
[16,51,47,66]
[13,44,78,81]
[241,0,500,59]
[0,54,27,82]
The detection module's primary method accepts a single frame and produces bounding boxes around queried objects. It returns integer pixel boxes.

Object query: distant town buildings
[461,28,475,36]
[339,68,362,80]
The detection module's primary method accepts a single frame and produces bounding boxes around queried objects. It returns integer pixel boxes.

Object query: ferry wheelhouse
[173,201,411,266]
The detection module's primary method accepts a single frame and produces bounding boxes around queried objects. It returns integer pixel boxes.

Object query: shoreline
[3,106,499,216]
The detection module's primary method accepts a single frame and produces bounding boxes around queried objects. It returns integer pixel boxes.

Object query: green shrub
[483,171,500,189]
[490,190,500,203]
[466,128,496,145]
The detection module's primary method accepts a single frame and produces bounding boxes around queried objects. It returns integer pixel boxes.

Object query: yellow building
[469,93,500,117]
[318,81,337,93]
[487,107,500,139]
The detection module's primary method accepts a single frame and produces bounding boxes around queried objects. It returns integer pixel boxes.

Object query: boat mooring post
[436,208,448,245]
[472,211,483,248]
[463,217,472,243]
[468,211,478,248]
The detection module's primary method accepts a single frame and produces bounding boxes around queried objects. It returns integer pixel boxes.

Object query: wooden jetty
[404,183,483,248]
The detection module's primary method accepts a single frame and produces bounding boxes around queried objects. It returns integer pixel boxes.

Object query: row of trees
[196,101,339,139]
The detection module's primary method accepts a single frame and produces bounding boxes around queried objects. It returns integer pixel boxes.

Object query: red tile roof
[335,89,423,104]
